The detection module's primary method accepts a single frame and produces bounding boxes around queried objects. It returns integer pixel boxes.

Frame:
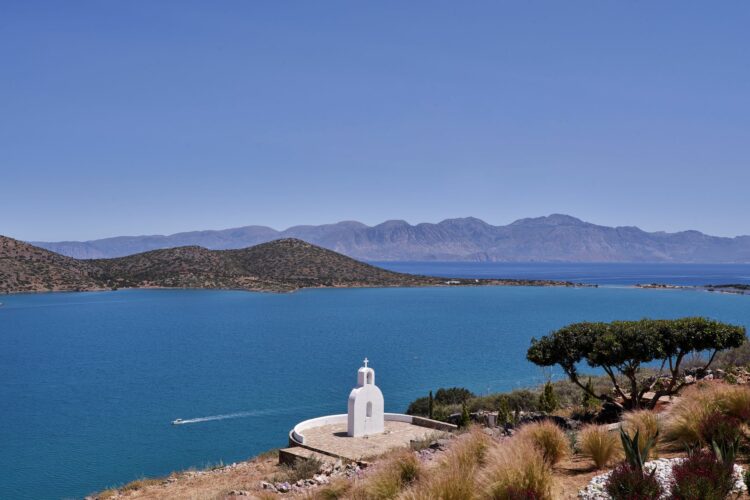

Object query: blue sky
[2,1,748,241]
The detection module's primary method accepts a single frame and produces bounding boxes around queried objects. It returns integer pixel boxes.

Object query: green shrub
[459,403,471,428]
[497,395,513,426]
[538,381,558,413]
[435,387,476,405]
[406,396,430,416]
[428,390,434,419]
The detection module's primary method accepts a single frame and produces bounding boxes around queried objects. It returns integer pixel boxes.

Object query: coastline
[0,278,593,296]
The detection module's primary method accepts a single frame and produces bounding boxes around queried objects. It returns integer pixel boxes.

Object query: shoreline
[7,281,750,298]
[0,279,594,296]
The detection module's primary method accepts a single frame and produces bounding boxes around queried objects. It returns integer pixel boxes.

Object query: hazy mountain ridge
[32,214,750,263]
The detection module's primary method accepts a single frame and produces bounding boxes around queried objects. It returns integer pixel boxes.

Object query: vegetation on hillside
[0,235,102,293]
[0,235,580,294]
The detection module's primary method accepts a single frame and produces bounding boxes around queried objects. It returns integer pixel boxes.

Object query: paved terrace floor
[301,420,440,461]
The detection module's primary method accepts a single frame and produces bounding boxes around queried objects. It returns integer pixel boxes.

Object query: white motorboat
[172,418,184,425]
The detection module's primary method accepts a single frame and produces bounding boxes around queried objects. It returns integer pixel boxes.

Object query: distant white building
[347,358,385,437]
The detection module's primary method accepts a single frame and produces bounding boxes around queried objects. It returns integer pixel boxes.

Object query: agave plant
[620,427,658,472]
[712,436,740,468]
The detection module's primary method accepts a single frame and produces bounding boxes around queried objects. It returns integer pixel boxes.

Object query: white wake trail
[173,402,343,425]
[176,410,274,424]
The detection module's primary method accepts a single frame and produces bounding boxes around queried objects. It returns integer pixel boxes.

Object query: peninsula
[0,236,578,294]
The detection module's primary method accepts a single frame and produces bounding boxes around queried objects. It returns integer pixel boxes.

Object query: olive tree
[527,317,746,410]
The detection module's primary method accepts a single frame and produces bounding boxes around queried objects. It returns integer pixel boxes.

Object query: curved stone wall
[290,412,454,446]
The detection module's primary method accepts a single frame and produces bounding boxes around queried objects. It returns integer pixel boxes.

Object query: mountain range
[31,214,750,263]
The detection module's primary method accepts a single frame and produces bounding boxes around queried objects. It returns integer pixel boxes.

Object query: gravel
[578,458,747,499]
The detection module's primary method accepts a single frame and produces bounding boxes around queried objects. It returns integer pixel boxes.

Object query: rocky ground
[88,439,454,500]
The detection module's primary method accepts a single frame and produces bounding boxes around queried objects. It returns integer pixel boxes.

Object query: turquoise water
[2,285,750,499]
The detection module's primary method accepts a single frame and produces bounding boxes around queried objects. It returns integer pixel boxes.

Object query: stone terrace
[300,420,440,461]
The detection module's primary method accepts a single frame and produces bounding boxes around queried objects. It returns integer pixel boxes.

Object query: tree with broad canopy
[527,317,746,410]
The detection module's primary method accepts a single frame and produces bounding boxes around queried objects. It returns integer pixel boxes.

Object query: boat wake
[172,402,342,426]
[173,410,276,425]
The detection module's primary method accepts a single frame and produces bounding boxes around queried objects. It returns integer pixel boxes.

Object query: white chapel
[347,358,385,437]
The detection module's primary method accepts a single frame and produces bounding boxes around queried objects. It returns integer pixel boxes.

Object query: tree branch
[704,349,719,370]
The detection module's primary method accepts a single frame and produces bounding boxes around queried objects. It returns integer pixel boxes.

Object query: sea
[1,263,750,499]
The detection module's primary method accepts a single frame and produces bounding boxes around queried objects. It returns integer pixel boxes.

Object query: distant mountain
[1,236,572,294]
[32,215,750,263]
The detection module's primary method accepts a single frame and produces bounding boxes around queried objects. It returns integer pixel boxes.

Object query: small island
[636,282,750,295]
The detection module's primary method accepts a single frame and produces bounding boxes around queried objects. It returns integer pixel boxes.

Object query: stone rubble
[578,458,747,500]
[259,436,454,495]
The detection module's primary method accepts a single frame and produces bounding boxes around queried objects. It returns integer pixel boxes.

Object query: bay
[2,269,750,498]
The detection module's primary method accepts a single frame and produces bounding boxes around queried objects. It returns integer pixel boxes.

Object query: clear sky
[2,1,749,241]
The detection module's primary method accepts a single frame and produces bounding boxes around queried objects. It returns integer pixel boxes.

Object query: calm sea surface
[374,262,750,286]
[2,264,750,499]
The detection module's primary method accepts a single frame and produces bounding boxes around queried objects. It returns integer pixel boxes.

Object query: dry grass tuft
[622,409,660,457]
[715,383,750,420]
[479,438,554,500]
[274,457,323,483]
[515,420,570,466]
[400,427,489,500]
[664,382,750,450]
[663,385,717,449]
[304,478,353,499]
[97,489,119,499]
[353,450,422,499]
[577,424,621,469]
[119,477,163,493]
[252,492,279,500]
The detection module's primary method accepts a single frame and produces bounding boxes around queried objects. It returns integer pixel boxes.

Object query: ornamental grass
[664,383,750,450]
[478,438,554,500]
[578,424,621,469]
[400,426,489,500]
[351,449,422,499]
[621,409,660,459]
[514,420,570,466]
